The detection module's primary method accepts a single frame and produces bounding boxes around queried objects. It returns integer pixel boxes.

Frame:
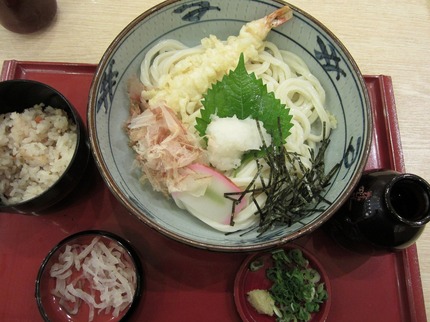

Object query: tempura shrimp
[140,5,293,125]
[127,6,293,196]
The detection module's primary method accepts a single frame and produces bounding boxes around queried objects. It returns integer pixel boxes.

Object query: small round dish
[35,230,143,322]
[234,244,331,322]
[0,79,90,214]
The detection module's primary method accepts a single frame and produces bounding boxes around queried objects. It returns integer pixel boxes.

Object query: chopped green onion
[267,248,328,322]
[249,258,265,272]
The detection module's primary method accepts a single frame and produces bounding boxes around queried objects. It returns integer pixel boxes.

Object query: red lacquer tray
[0,60,426,322]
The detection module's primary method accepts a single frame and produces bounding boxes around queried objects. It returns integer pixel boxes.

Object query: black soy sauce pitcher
[328,169,430,253]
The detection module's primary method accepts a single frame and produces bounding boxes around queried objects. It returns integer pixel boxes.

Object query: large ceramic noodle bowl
[88,0,372,251]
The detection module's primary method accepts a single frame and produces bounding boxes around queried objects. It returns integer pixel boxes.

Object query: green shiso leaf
[195,53,293,146]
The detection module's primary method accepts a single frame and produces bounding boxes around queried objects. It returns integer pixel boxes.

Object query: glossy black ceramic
[329,170,430,253]
[0,79,90,214]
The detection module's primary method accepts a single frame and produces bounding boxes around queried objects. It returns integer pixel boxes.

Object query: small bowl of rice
[0,79,90,214]
[35,230,143,322]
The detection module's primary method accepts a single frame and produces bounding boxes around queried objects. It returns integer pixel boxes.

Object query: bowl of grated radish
[88,0,372,251]
[35,230,143,322]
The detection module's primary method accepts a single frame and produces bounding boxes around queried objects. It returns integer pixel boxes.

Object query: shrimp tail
[265,5,293,29]
[241,5,293,43]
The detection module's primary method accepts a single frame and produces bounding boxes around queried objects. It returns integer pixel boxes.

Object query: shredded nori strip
[225,122,340,235]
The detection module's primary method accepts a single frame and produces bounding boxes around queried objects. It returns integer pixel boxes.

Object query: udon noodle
[127,5,339,232]
[139,38,336,189]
